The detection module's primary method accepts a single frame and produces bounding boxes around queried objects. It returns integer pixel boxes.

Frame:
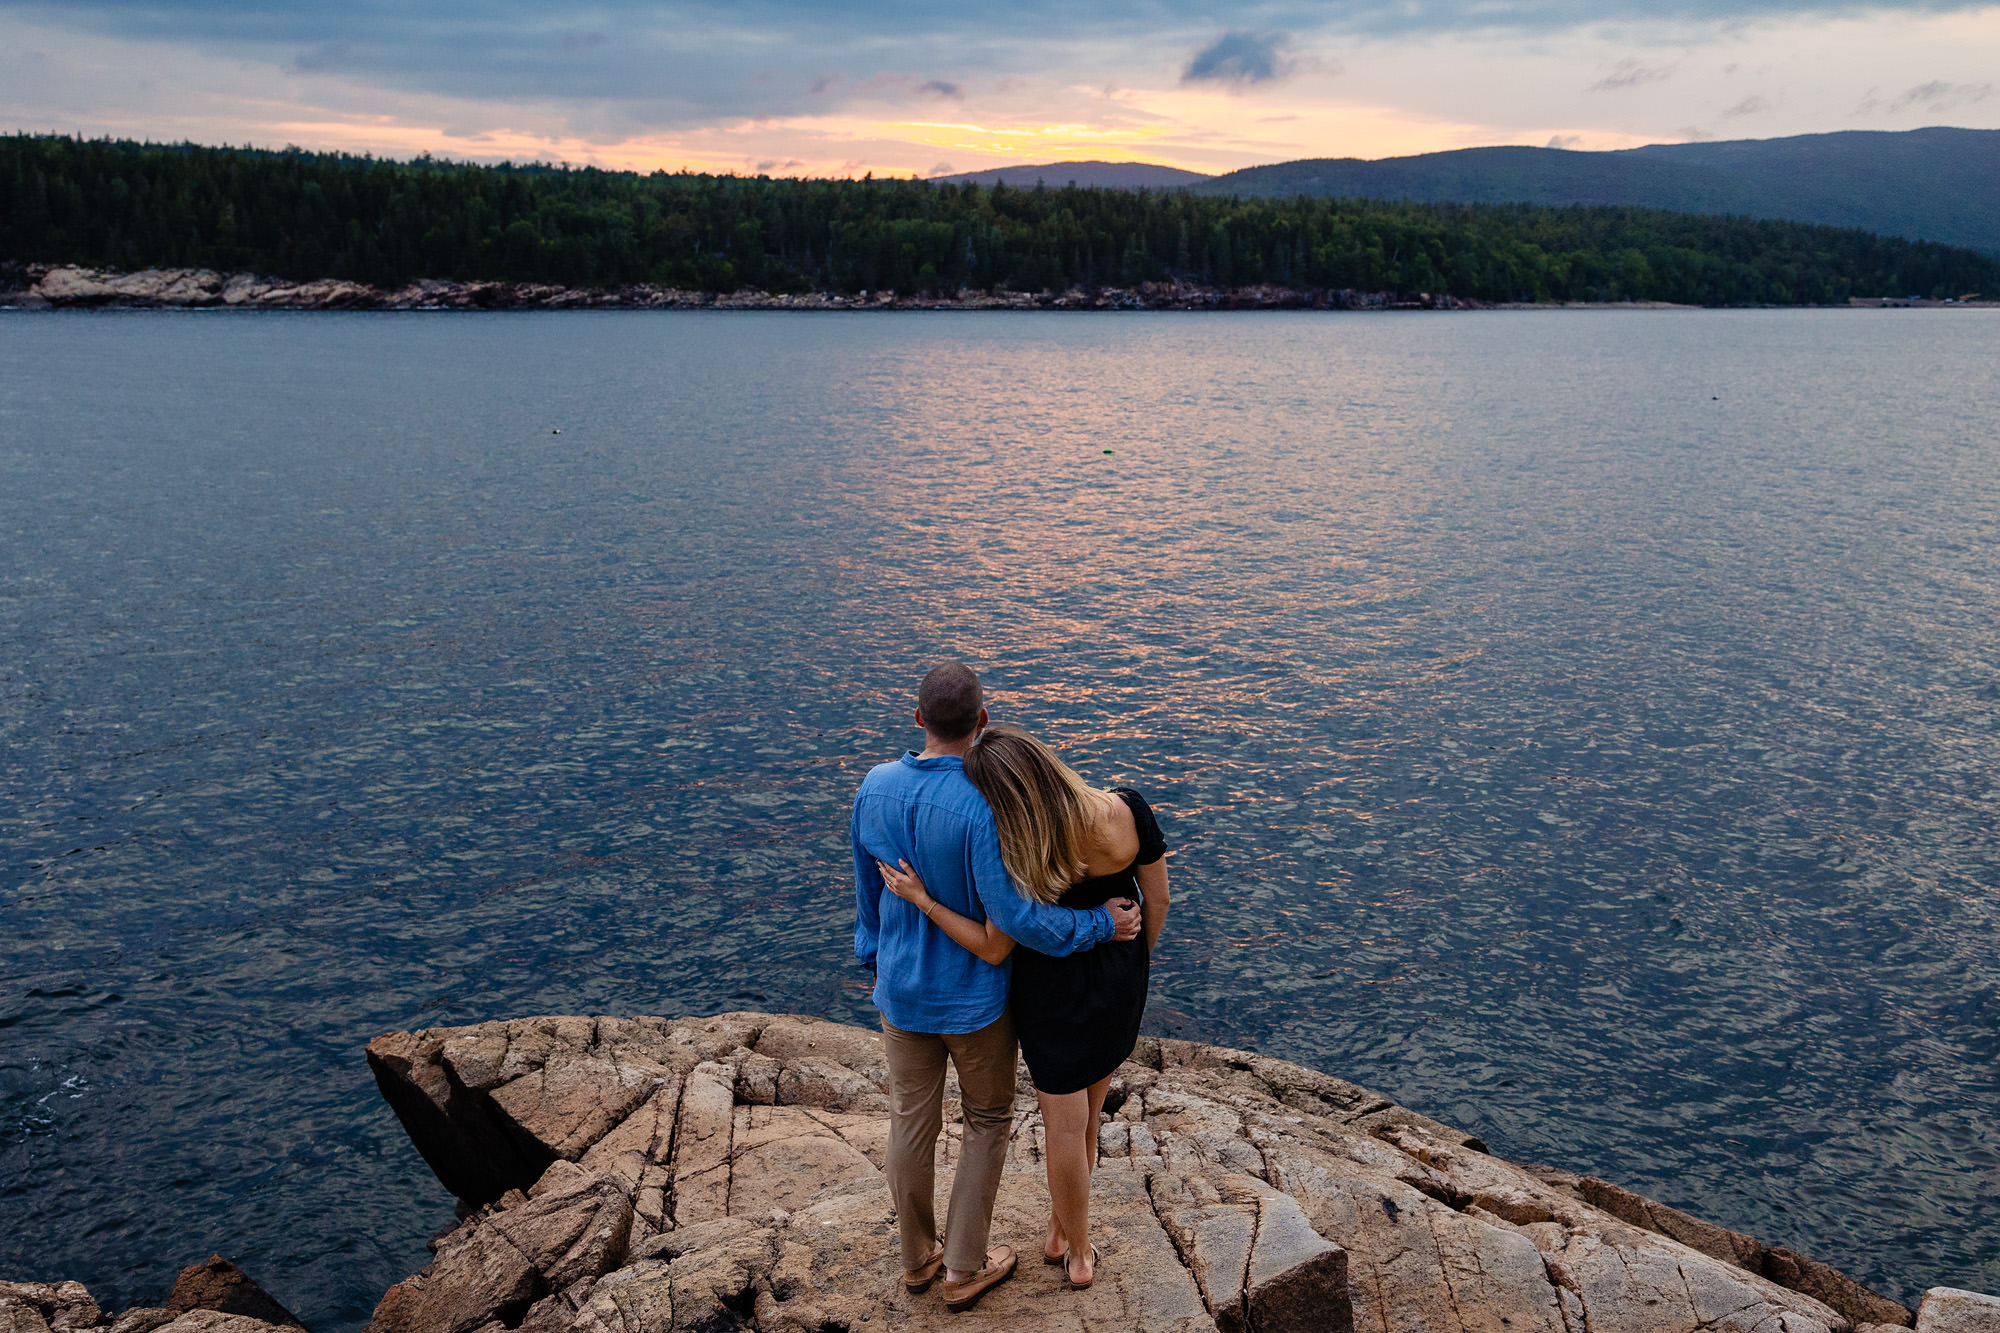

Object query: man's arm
[852,801,883,969]
[968,824,1114,957]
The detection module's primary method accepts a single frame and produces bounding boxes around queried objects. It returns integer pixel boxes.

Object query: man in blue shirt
[852,662,1139,1311]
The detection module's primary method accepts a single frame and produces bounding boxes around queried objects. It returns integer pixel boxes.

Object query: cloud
[1285,0,1990,36]
[1721,93,1771,117]
[1885,78,1994,112]
[290,40,357,73]
[9,0,1996,139]
[828,71,970,103]
[8,0,2000,170]
[1181,31,1291,86]
[16,0,2000,74]
[1588,58,1673,91]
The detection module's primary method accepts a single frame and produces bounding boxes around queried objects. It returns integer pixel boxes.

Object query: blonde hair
[964,724,1097,904]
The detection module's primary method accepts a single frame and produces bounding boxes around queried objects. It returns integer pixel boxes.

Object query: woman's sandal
[1065,1243,1100,1290]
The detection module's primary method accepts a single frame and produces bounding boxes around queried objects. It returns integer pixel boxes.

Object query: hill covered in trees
[945,129,2000,255]
[1196,128,2000,255]
[5,135,1996,305]
[931,160,1212,190]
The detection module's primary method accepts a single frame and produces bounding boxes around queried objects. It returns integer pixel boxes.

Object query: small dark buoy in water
[1102,448,1113,454]
[1711,396,1718,401]
[551,428,562,434]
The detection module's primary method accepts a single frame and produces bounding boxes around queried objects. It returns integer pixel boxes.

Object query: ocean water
[2,309,1996,1327]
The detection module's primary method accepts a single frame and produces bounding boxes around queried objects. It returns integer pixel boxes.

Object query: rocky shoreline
[6,265,1984,312]
[10,1009,1999,1333]
[0,262,1484,311]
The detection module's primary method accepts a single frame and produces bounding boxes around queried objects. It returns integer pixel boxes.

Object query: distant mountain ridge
[928,160,1213,189]
[942,128,2000,253]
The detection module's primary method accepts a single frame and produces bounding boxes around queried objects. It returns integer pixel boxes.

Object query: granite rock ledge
[354,1011,1968,1333]
[10,1012,1995,1333]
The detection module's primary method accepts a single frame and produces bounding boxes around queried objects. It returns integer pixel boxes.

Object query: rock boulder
[1918,1289,2000,1333]
[161,1259,304,1330]
[0,1270,297,1333]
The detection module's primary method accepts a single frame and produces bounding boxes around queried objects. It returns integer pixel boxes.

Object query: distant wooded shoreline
[6,136,1997,309]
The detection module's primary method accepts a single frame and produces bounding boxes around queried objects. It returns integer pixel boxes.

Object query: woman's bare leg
[1046,1075,1116,1263]
[1038,1088,1095,1282]
[1085,1075,1111,1169]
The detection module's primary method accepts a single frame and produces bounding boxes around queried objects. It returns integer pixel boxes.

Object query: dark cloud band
[3,0,1991,133]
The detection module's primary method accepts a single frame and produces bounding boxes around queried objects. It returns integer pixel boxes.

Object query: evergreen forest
[5,134,1995,305]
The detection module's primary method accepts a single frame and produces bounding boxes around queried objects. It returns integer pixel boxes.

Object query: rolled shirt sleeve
[969,821,1112,956]
[853,803,883,968]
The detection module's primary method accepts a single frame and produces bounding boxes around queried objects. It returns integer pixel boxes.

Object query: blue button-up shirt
[852,752,1114,1034]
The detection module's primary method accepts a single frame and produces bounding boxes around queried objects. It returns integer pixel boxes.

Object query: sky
[2,0,1998,177]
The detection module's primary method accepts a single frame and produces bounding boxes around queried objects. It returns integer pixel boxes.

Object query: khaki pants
[880,1011,1018,1274]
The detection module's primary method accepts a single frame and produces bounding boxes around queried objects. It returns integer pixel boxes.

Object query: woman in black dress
[877,725,1169,1292]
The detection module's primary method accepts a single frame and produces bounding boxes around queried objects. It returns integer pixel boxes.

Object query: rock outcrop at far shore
[0,263,1477,312]
[11,1010,1998,1333]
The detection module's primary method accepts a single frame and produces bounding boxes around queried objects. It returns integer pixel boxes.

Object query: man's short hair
[917,662,983,741]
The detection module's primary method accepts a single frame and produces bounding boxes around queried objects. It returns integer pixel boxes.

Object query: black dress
[1011,787,1167,1096]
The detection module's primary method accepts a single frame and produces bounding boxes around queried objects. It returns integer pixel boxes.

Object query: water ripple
[2,309,1997,1325]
